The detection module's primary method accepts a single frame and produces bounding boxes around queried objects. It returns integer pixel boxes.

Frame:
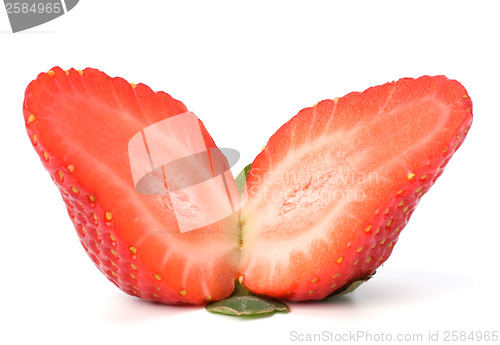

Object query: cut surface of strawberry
[25,69,472,309]
[24,67,241,305]
[240,76,472,301]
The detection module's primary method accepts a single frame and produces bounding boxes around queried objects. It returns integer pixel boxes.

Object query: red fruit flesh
[240,76,472,301]
[24,67,240,305]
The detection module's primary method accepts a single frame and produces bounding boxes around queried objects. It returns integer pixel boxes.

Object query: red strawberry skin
[24,67,240,305]
[240,76,472,301]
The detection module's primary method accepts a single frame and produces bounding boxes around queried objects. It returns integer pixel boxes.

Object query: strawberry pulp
[24,70,472,305]
[240,76,472,300]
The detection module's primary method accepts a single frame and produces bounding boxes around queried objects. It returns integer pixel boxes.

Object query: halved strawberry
[24,67,240,305]
[25,69,472,310]
[240,76,472,301]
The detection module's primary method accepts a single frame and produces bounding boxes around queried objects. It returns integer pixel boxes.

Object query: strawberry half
[24,67,241,305]
[240,76,472,301]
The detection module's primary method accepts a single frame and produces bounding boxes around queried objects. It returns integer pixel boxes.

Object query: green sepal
[324,273,375,299]
[205,280,289,317]
[235,164,251,196]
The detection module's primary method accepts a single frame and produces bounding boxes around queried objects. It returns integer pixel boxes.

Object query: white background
[1,1,499,344]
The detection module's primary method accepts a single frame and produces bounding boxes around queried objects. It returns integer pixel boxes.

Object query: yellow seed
[130,263,137,270]
[129,246,137,254]
[357,246,363,253]
[154,273,162,281]
[43,151,49,160]
[375,227,380,234]
[179,289,187,296]
[155,286,161,291]
[380,239,386,245]
[418,191,423,197]
[130,83,136,88]
[89,195,96,203]
[385,208,390,214]
[407,172,416,180]
[396,189,404,195]
[332,273,339,279]
[371,243,377,249]
[354,260,359,265]
[378,257,383,261]
[33,134,38,142]
[58,171,64,180]
[395,227,400,232]
[93,213,98,221]
[398,200,405,207]
[111,249,118,257]
[105,212,113,221]
[333,97,340,103]
[71,186,79,194]
[416,187,423,193]
[364,225,372,233]
[403,206,409,213]
[420,174,427,180]
[464,127,469,134]
[463,95,469,99]
[205,296,212,301]
[443,146,448,153]
[336,256,344,264]
[129,273,136,279]
[111,261,116,267]
[109,233,115,241]
[261,145,267,152]
[366,257,372,263]
[311,277,318,283]
[28,114,36,123]
[153,294,159,298]
[308,290,314,294]
[77,69,83,75]
[81,225,86,233]
[68,165,74,173]
[386,219,392,227]
[330,283,337,289]
[388,242,394,248]
[312,102,318,108]
[238,276,243,284]
[47,70,55,76]
[64,70,69,75]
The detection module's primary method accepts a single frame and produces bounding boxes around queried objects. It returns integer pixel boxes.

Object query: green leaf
[324,273,375,299]
[235,164,251,196]
[206,281,289,317]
